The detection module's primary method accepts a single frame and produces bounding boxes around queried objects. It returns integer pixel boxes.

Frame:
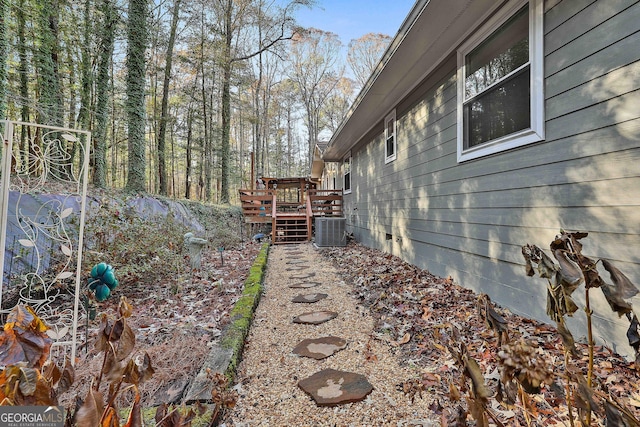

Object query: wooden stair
[272,213,310,244]
[238,188,343,244]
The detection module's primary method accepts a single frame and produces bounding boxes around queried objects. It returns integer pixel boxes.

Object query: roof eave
[323,0,501,162]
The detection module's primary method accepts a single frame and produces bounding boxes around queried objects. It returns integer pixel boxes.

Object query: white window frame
[384,110,397,164]
[456,0,544,163]
[343,152,352,194]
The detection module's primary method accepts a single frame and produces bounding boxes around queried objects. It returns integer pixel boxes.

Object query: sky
[292,0,417,45]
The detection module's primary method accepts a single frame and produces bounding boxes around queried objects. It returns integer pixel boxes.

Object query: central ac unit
[315,217,346,247]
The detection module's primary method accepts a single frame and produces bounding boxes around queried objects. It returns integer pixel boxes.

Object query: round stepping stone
[293,311,338,325]
[298,369,373,406]
[293,336,347,360]
[291,272,316,280]
[289,282,321,289]
[292,293,328,303]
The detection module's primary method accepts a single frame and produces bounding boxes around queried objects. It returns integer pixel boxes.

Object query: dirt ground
[61,241,262,410]
[61,240,640,425]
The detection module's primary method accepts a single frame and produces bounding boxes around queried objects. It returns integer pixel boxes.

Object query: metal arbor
[0,120,91,364]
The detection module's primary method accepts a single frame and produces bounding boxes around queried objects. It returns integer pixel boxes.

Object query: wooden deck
[239,188,343,244]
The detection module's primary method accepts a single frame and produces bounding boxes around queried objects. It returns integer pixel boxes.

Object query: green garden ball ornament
[88,262,119,301]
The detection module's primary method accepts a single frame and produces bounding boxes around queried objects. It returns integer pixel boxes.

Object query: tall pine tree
[94,0,117,187]
[35,0,63,126]
[125,0,148,193]
[157,0,181,196]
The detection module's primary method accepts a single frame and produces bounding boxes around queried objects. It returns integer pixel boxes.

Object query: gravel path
[222,243,439,426]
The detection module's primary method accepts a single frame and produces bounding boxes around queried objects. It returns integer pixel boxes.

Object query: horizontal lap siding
[346,0,640,356]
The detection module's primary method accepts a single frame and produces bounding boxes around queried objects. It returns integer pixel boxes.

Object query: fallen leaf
[398,332,411,345]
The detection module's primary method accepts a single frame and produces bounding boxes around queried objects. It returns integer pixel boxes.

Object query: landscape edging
[220,241,270,381]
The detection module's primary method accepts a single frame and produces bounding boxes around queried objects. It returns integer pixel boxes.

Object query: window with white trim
[457,0,544,162]
[385,110,396,163]
[343,153,352,194]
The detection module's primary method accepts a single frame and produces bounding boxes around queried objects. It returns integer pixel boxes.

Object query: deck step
[273,215,309,244]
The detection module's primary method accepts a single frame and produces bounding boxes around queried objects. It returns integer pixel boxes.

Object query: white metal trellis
[0,120,91,364]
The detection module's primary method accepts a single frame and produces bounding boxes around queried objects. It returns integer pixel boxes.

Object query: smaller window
[385,110,397,163]
[343,153,352,194]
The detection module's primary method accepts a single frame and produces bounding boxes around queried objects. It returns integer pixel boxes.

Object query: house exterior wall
[340,0,640,357]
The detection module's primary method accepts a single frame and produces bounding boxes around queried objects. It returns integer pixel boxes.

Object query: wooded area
[0,0,391,204]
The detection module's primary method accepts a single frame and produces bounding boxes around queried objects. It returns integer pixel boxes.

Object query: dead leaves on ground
[322,243,640,425]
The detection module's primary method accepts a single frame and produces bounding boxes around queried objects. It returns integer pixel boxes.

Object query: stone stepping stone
[289,282,321,289]
[284,250,303,255]
[286,265,310,271]
[291,272,316,280]
[293,336,347,360]
[293,311,338,325]
[292,293,328,303]
[298,368,373,406]
[286,259,307,265]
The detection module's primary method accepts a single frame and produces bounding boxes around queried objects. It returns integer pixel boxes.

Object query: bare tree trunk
[200,37,210,201]
[95,0,117,188]
[218,0,233,203]
[157,0,181,196]
[185,106,193,199]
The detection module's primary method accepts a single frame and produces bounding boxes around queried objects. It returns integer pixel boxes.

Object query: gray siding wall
[342,0,640,358]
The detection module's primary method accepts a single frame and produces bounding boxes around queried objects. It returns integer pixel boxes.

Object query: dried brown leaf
[100,407,120,427]
[557,321,581,357]
[627,315,640,351]
[448,381,461,401]
[139,352,155,383]
[103,350,125,383]
[58,359,74,395]
[17,366,39,396]
[119,296,133,318]
[553,249,583,292]
[397,333,411,345]
[122,392,142,427]
[463,354,491,400]
[466,396,489,426]
[42,360,61,385]
[0,306,52,369]
[604,400,640,427]
[601,283,633,317]
[115,322,136,362]
[601,259,639,299]
[75,387,104,427]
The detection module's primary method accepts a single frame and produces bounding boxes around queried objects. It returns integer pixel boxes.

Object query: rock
[292,293,328,303]
[293,336,347,359]
[289,282,321,289]
[286,265,310,271]
[293,311,338,325]
[298,369,373,406]
[290,272,316,280]
[183,345,233,403]
[150,378,190,405]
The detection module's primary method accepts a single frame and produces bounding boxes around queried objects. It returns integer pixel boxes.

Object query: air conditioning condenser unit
[315,217,347,247]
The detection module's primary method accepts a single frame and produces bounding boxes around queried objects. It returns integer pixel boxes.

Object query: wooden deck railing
[239,188,344,242]
[307,189,343,217]
[239,189,275,223]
